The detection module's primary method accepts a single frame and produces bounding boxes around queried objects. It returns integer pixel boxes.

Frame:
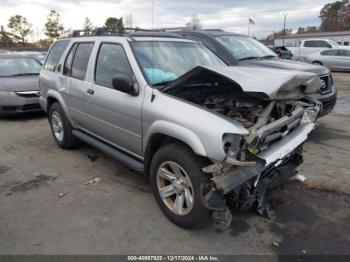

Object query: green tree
[104,17,124,32]
[83,17,94,34]
[297,26,319,34]
[44,10,65,42]
[320,0,349,31]
[7,15,32,47]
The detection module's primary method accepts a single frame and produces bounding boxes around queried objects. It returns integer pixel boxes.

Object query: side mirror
[112,75,137,95]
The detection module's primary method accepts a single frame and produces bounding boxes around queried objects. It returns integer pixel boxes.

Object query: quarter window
[63,42,94,80]
[95,43,134,88]
[44,40,70,72]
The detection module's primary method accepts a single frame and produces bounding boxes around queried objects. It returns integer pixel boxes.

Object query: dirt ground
[0,73,349,255]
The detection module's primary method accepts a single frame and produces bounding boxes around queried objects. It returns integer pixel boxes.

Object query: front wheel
[150,143,210,228]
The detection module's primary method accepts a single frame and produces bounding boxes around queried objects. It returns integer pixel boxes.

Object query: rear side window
[321,50,338,56]
[63,44,78,75]
[95,43,133,88]
[63,42,94,81]
[338,49,350,56]
[44,40,70,72]
[304,40,331,48]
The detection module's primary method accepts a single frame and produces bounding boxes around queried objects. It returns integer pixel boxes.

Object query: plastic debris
[84,177,102,185]
[87,154,99,162]
[272,240,280,247]
[58,192,67,198]
[290,173,306,182]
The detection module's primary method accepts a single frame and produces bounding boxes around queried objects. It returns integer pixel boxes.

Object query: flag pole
[248,18,250,36]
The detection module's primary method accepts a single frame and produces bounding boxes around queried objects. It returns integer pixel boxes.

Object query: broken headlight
[301,106,319,124]
[222,133,241,157]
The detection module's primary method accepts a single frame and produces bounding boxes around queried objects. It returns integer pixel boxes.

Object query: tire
[48,102,78,149]
[313,61,323,66]
[150,143,210,228]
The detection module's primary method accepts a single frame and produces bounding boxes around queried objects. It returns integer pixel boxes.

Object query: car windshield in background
[216,35,277,61]
[0,57,42,77]
[131,41,226,85]
[328,40,340,46]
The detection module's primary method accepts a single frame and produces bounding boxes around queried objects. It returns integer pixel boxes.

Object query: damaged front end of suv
[160,66,321,227]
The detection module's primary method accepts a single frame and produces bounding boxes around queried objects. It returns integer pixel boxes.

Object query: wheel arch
[312,60,323,65]
[46,90,76,128]
[143,121,208,180]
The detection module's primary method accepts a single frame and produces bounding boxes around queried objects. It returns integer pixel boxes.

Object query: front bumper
[308,85,337,117]
[0,92,42,115]
[212,123,315,194]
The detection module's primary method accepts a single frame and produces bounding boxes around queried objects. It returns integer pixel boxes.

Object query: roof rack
[148,27,224,32]
[71,27,148,37]
[70,27,182,38]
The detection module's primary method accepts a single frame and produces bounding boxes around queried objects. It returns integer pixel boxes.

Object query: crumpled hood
[239,58,330,75]
[163,66,322,100]
[0,75,39,92]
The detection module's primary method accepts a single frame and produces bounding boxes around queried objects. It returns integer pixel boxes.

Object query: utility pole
[282,12,288,46]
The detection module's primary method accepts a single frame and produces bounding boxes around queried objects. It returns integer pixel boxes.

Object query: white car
[305,48,350,71]
[283,39,350,60]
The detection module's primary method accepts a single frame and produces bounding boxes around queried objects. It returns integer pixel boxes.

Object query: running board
[72,130,144,173]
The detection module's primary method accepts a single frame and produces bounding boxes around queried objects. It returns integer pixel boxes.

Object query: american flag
[249,18,255,25]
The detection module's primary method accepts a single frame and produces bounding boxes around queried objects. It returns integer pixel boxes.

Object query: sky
[0,0,333,40]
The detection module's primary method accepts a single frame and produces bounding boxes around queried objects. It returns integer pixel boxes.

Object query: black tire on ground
[313,61,323,66]
[150,143,211,229]
[48,102,79,149]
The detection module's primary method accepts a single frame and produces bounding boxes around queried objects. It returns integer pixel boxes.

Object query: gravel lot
[0,73,349,255]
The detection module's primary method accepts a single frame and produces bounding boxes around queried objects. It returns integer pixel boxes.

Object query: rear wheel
[48,102,78,149]
[313,61,323,66]
[150,143,210,228]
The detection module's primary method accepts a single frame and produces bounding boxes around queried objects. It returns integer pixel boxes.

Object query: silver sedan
[0,54,43,116]
[305,48,350,71]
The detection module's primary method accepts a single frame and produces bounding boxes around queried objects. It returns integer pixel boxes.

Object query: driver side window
[95,43,134,89]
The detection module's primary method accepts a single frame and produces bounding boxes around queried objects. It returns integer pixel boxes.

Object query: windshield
[0,57,42,77]
[216,35,276,60]
[328,40,340,46]
[131,41,226,85]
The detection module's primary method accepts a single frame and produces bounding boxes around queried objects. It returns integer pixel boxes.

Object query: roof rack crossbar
[71,27,151,37]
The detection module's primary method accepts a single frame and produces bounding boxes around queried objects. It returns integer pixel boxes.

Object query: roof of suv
[63,29,184,40]
[172,29,247,37]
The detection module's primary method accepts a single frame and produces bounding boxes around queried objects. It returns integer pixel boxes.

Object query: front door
[82,42,144,158]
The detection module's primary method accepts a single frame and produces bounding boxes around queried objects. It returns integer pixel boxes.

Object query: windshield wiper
[260,55,276,59]
[238,56,260,61]
[153,80,174,87]
[9,73,39,76]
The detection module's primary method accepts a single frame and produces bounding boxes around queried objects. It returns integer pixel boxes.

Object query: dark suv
[174,29,337,117]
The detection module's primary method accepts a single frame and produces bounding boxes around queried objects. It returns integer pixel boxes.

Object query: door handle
[87,89,94,95]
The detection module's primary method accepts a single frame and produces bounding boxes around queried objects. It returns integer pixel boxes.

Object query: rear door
[319,49,339,69]
[62,42,94,127]
[334,49,350,70]
[81,42,143,157]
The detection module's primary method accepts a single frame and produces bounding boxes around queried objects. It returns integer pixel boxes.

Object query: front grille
[319,74,332,94]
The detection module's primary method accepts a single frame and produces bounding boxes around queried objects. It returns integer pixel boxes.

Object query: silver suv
[40,30,321,228]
